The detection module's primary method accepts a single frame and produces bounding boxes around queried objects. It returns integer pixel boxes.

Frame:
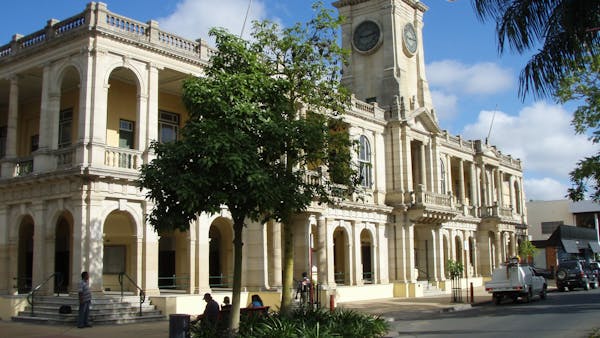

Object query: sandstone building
[0,0,528,316]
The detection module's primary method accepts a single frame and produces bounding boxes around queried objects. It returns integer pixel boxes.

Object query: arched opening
[17,217,34,294]
[209,218,233,288]
[54,213,72,293]
[158,229,189,290]
[107,67,140,169]
[360,229,373,283]
[454,236,463,265]
[58,66,81,152]
[440,158,446,194]
[103,211,136,292]
[333,227,349,285]
[358,135,372,188]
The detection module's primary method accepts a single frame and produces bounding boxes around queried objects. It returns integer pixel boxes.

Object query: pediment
[407,107,440,134]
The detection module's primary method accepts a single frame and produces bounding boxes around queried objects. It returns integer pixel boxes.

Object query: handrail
[118,272,145,316]
[27,272,64,316]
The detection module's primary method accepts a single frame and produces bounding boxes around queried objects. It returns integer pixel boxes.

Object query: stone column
[0,206,8,293]
[472,237,479,277]
[270,221,282,288]
[429,227,438,282]
[471,162,478,214]
[480,164,488,208]
[458,159,465,205]
[316,216,329,287]
[437,227,445,280]
[376,222,389,284]
[2,76,19,177]
[140,201,159,295]
[243,220,268,289]
[87,52,109,167]
[495,232,502,268]
[494,168,500,206]
[445,154,452,195]
[87,196,105,294]
[352,221,363,286]
[510,232,517,258]
[186,226,196,294]
[36,64,61,172]
[420,142,426,191]
[31,202,47,294]
[196,215,210,293]
[407,223,416,282]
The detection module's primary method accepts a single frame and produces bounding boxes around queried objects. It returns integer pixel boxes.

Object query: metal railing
[27,272,64,315]
[118,272,145,316]
[158,274,190,290]
[209,274,232,288]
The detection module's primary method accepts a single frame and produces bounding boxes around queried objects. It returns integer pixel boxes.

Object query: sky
[0,0,595,202]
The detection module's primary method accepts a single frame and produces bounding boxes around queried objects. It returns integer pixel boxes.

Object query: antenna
[240,0,253,38]
[485,105,497,145]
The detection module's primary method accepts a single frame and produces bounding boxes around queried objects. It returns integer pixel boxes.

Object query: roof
[569,200,600,213]
[535,225,600,253]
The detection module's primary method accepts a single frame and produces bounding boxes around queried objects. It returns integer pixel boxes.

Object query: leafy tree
[518,239,538,263]
[557,55,600,201]
[138,1,354,332]
[472,1,600,200]
[471,0,599,99]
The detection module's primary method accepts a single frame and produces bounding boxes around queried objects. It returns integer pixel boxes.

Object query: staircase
[12,294,165,325]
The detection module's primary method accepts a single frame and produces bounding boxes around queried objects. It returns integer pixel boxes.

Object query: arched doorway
[360,229,373,283]
[333,227,349,285]
[17,217,34,294]
[54,214,72,293]
[103,211,136,292]
[209,218,233,288]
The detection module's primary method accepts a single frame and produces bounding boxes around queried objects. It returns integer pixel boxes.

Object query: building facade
[0,1,528,316]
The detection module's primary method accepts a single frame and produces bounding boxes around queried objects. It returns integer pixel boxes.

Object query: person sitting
[221,296,232,310]
[202,293,220,322]
[248,294,263,308]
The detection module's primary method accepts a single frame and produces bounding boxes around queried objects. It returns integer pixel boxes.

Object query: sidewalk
[0,286,495,338]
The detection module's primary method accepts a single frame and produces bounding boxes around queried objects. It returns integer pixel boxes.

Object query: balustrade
[104,147,142,170]
[0,3,206,62]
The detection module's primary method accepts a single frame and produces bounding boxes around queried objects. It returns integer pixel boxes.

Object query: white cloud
[156,0,269,44]
[427,60,513,95]
[524,177,569,201]
[430,90,458,121]
[460,101,596,199]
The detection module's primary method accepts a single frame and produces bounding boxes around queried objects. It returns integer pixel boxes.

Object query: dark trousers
[77,300,91,327]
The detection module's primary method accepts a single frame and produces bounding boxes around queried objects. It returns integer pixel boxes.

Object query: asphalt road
[389,287,600,338]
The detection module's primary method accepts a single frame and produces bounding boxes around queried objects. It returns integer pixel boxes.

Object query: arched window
[440,158,446,194]
[358,135,372,188]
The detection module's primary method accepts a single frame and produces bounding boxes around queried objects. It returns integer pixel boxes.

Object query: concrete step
[12,294,164,326]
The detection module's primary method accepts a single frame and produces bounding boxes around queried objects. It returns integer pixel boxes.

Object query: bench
[194,306,270,323]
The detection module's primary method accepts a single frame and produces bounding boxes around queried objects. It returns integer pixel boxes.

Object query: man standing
[77,271,92,328]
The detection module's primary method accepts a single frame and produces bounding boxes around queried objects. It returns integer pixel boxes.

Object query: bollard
[329,294,335,312]
[169,314,190,338]
[470,282,474,304]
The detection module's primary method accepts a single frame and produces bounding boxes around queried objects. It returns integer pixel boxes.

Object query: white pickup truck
[485,258,547,305]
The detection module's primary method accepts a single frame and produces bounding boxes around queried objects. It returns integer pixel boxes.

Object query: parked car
[584,261,600,284]
[530,265,554,280]
[555,260,598,291]
[485,257,547,304]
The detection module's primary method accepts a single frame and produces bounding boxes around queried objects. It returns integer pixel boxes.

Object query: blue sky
[0,0,595,201]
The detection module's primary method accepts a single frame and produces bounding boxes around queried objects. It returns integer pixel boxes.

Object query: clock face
[353,21,381,52]
[403,23,417,54]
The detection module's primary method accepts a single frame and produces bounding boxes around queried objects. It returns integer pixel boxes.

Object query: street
[390,287,600,338]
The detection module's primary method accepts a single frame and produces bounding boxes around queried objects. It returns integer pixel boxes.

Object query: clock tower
[333,0,434,116]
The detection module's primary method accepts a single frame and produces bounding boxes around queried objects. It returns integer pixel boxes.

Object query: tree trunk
[280,221,295,313]
[227,215,244,334]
